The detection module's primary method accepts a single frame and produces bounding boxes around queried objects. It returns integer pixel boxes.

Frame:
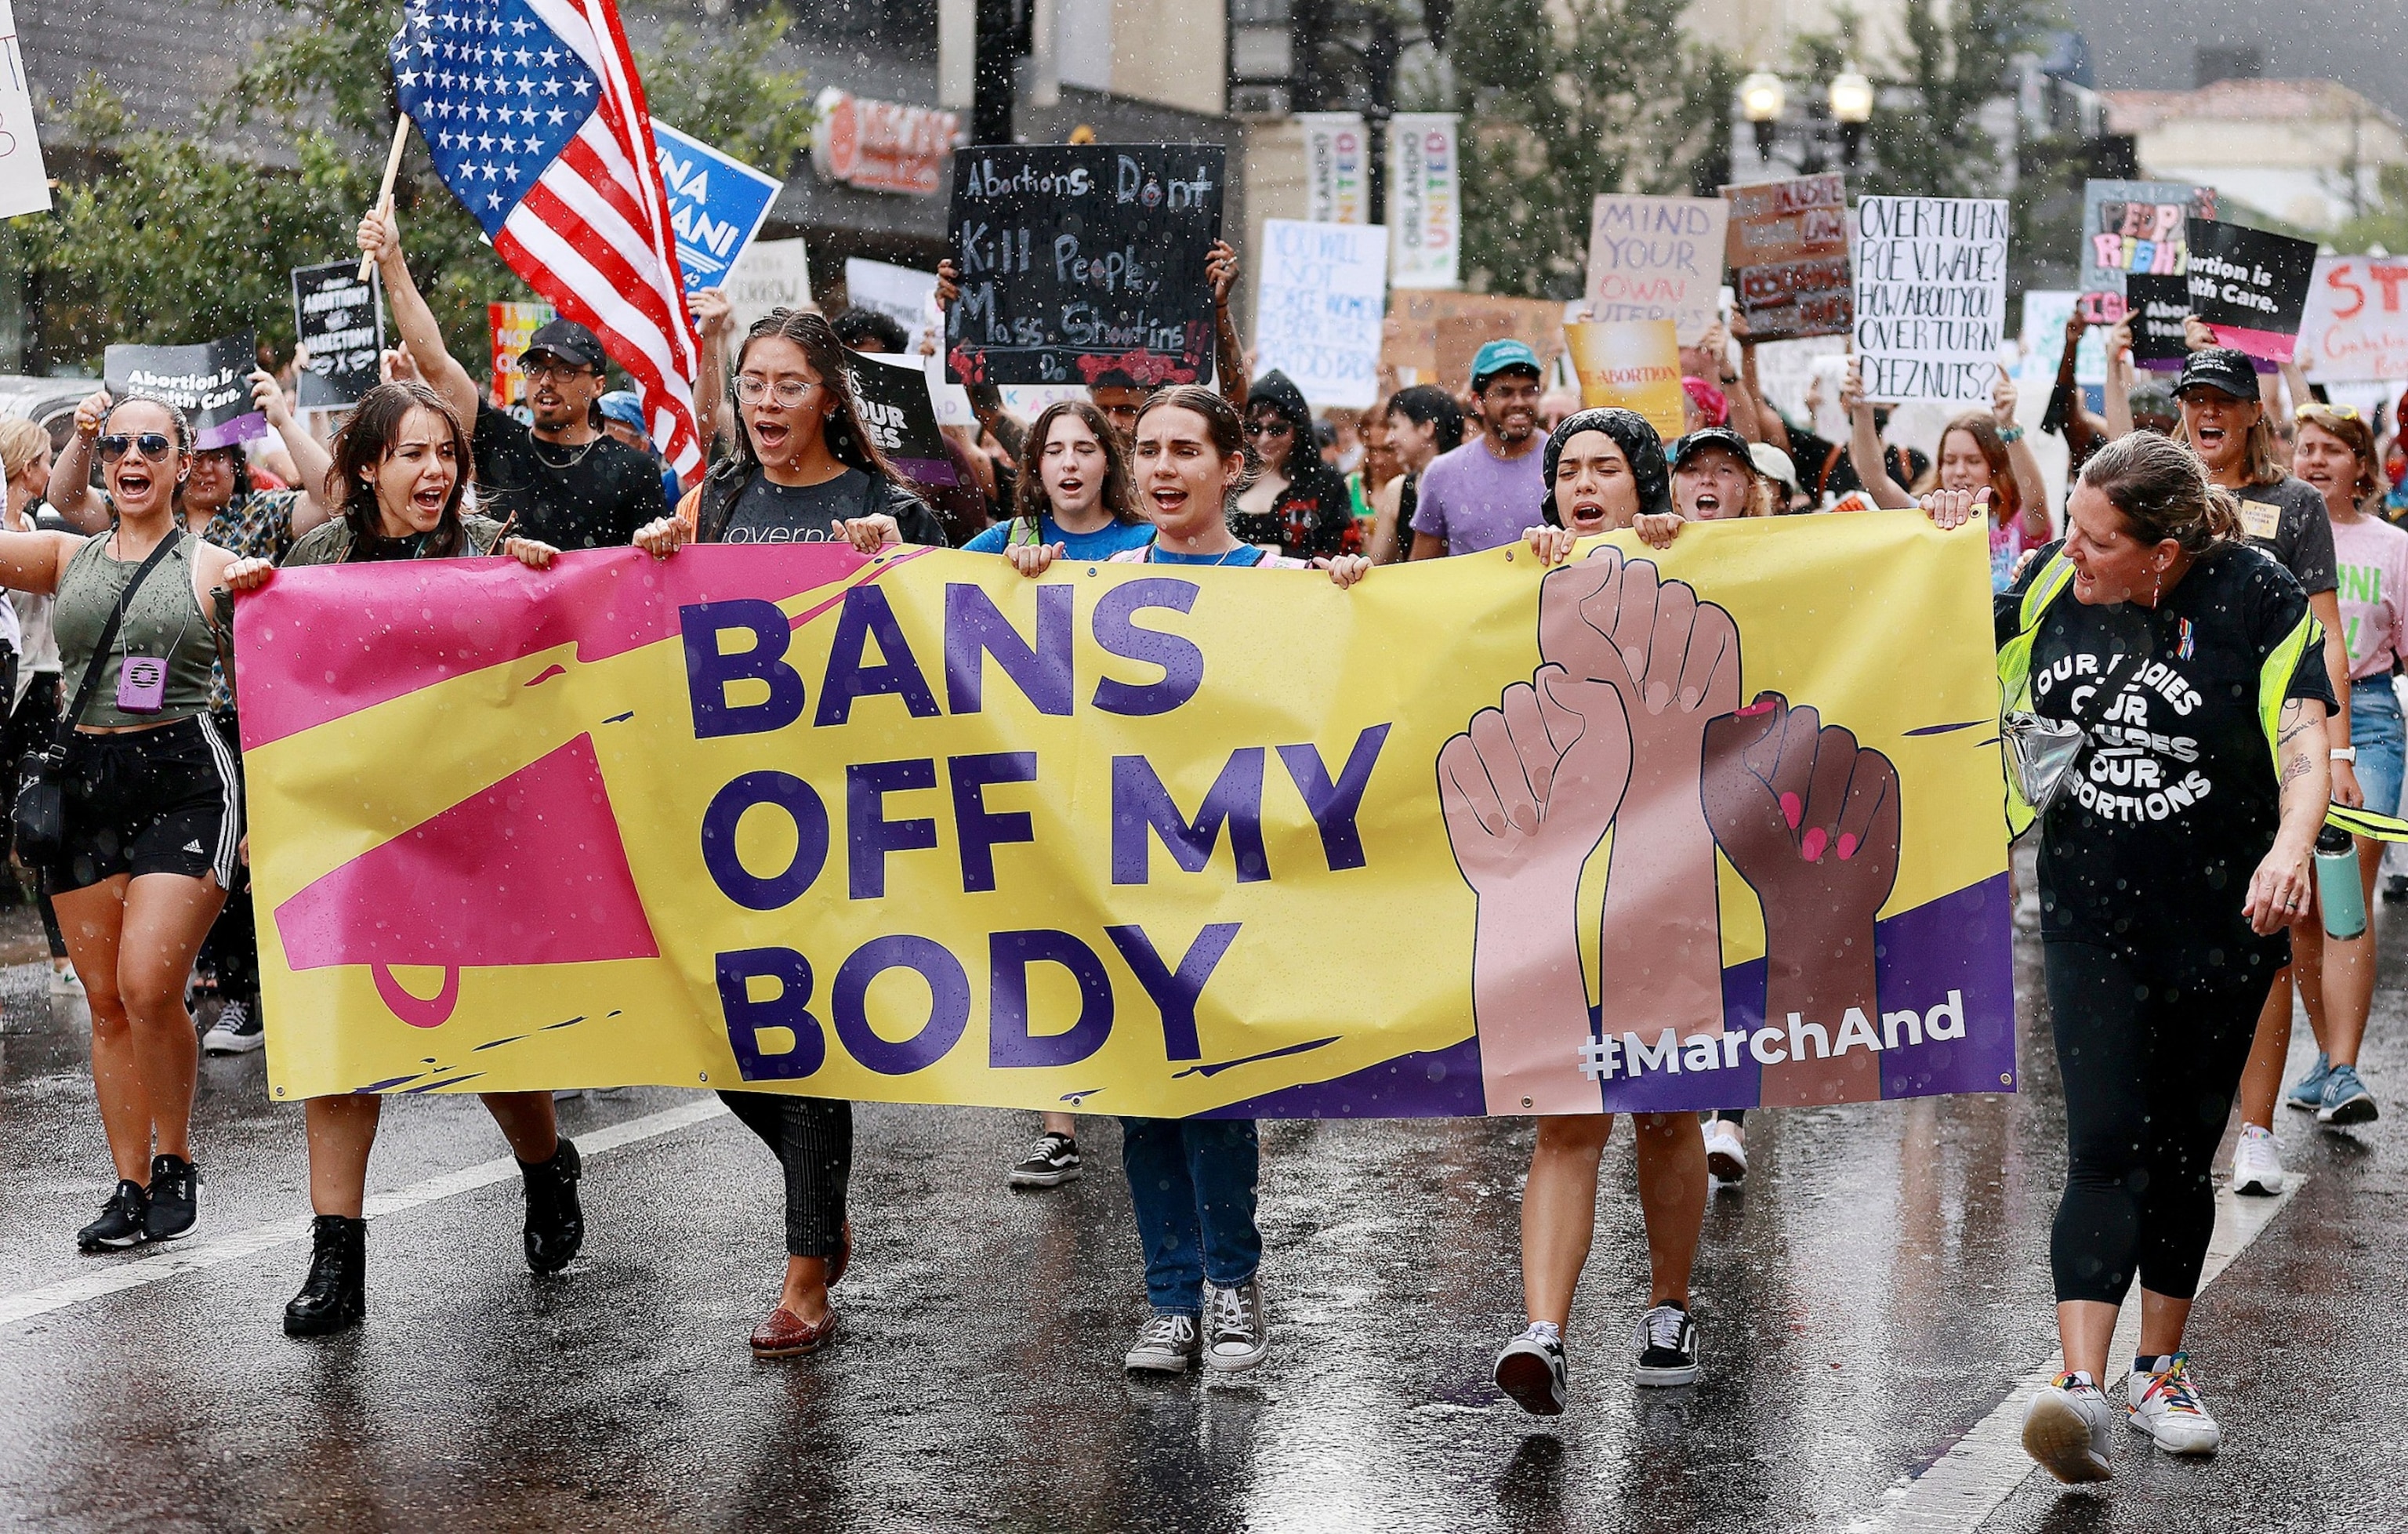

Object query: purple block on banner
[890,455,960,488]
[194,411,269,451]
[1199,1033,1487,1119]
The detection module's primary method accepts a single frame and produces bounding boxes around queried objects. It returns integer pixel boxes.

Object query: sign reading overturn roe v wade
[1852,196,2009,405]
[240,515,2015,1119]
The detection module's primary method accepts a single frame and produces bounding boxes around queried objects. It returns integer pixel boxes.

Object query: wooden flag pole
[358,114,413,282]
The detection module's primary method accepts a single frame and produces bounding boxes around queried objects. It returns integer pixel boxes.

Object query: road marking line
[0,1097,728,1333]
[1843,1177,2302,1533]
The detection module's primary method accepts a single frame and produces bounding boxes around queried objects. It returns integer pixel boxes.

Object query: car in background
[0,375,102,455]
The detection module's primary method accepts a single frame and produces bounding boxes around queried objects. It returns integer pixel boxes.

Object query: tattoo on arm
[2282,754,2312,786]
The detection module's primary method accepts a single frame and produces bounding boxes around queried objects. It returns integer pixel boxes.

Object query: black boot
[520,1138,584,1275]
[284,1215,367,1336]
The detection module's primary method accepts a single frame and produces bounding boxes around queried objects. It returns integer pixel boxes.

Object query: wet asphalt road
[2,865,2405,1533]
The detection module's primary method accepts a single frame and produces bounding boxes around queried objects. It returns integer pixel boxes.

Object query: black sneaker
[520,1138,585,1274]
[144,1155,198,1242]
[77,1180,150,1251]
[1494,1322,1568,1415]
[1633,1302,1699,1387]
[1007,1132,1082,1188]
[202,999,266,1054]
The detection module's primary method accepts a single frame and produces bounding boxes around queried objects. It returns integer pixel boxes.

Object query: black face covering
[1541,408,1672,527]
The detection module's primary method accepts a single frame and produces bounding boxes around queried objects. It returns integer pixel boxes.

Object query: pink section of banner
[2207,322,2296,368]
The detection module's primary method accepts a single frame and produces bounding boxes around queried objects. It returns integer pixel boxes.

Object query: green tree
[2331,164,2408,255]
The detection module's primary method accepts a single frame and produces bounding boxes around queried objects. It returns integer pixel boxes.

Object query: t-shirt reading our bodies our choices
[2329,513,2408,678]
[470,402,670,550]
[1408,433,1547,556]
[1998,538,2336,988]
[2232,473,2339,597]
[962,514,1157,560]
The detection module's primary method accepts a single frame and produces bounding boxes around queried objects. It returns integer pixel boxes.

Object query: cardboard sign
[651,122,783,293]
[0,0,52,220]
[289,263,385,409]
[1299,112,1370,225]
[2185,218,2318,364]
[1723,175,1851,341]
[1585,194,1728,345]
[1563,320,1684,440]
[724,238,812,339]
[1851,197,2008,405]
[487,301,557,410]
[1380,291,1568,390]
[2296,256,2408,383]
[2125,274,2192,372]
[104,334,266,450]
[1387,113,1460,289]
[843,257,938,356]
[944,144,1225,387]
[848,349,956,488]
[1253,218,1388,409]
[2077,180,2216,321]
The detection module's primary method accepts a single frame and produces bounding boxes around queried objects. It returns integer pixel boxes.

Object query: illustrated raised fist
[1438,667,1630,894]
[1537,545,1740,796]
[1703,693,1902,927]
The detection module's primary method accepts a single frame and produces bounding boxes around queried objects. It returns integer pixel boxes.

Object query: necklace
[529,432,597,470]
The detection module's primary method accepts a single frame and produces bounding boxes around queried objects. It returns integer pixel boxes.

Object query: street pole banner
[1563,319,1685,441]
[1722,174,1851,342]
[290,261,386,409]
[0,0,53,220]
[1387,113,1460,290]
[104,333,267,450]
[1297,112,1369,225]
[1584,194,1728,345]
[1850,196,2008,405]
[240,514,2015,1117]
[2125,273,2192,372]
[2076,180,2215,324]
[1253,217,1388,409]
[2296,255,2408,383]
[944,143,1227,387]
[2185,218,2318,366]
[649,121,783,293]
[847,348,958,487]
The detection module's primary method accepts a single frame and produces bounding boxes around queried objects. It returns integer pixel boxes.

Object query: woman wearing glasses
[0,393,248,1251]
[636,308,942,1361]
[1230,372,1358,560]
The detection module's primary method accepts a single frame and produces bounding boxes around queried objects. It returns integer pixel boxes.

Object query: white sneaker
[50,965,84,998]
[1203,1278,1267,1373]
[2022,1373,2115,1483]
[1704,1119,1746,1184]
[201,1001,266,1054]
[2231,1123,2285,1196]
[2127,1353,2221,1455]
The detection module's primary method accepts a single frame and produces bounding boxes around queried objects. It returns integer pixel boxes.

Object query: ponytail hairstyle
[2077,430,2243,555]
[1013,399,1141,530]
[729,308,903,486]
[329,380,477,560]
[1914,413,2022,530]
[2293,404,2382,502]
[1133,384,1256,493]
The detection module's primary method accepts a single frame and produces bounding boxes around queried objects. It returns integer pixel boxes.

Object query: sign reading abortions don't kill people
[945,143,1226,389]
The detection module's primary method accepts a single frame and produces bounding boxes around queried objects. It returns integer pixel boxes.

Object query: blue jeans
[1118,1118,1261,1315]
[2349,676,2405,821]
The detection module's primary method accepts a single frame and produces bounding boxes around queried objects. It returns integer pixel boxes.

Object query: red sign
[811,88,958,196]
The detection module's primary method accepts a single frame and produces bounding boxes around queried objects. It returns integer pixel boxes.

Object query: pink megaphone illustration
[274,733,660,1028]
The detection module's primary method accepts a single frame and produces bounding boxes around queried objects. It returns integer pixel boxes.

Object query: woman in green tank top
[0,393,250,1252]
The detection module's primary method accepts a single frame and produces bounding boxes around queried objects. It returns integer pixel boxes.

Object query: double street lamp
[1738,63,1877,172]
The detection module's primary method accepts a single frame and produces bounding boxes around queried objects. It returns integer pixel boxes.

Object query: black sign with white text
[2185,219,2318,364]
[291,262,386,408]
[2126,274,2192,372]
[104,332,266,451]
[848,349,957,488]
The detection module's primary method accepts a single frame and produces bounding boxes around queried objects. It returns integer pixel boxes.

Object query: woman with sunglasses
[0,394,250,1251]
[1230,372,1359,561]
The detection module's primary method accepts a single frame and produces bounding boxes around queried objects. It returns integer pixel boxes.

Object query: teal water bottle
[2317,825,2366,941]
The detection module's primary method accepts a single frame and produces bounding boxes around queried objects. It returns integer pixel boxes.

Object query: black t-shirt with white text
[1998,539,2336,987]
[472,401,669,550]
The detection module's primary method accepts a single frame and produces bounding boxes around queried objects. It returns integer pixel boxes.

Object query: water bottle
[2317,825,2366,941]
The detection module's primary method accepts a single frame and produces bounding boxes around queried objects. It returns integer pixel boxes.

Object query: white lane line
[1844,1177,2302,1533]
[0,1097,728,1333]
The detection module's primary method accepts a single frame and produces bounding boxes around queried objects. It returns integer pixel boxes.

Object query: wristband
[2333,747,2358,763]
[1996,425,2024,444]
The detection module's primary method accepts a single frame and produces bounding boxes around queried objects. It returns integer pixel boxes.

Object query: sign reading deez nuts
[945,143,1225,389]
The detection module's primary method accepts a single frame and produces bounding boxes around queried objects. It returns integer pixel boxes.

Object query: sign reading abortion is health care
[105,333,266,449]
[2185,218,2318,365]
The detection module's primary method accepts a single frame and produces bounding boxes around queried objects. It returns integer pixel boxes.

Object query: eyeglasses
[1244,420,1293,439]
[521,359,597,383]
[2297,402,2360,422]
[97,433,174,464]
[735,376,821,407]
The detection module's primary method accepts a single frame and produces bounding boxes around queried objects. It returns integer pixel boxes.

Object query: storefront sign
[811,88,959,196]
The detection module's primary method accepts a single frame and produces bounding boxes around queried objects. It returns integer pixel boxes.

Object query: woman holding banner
[1954,432,2331,1481]
[218,381,575,1335]
[1844,361,2049,589]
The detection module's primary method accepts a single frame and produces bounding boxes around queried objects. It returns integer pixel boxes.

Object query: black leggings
[2044,941,2268,1305]
[718,1091,851,1260]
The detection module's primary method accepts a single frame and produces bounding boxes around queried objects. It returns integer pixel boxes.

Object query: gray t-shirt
[717,468,948,546]
[2236,473,2337,597]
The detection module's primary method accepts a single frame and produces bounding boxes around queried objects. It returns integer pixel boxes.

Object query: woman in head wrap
[1522,408,1684,565]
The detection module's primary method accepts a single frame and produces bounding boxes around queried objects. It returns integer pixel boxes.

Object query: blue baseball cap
[1470,338,1543,391]
[597,390,646,432]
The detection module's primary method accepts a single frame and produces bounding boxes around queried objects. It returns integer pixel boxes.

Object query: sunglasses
[2297,402,2360,422]
[97,433,176,464]
[1244,420,1293,438]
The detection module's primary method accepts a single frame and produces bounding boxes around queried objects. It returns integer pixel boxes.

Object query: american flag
[390,0,702,477]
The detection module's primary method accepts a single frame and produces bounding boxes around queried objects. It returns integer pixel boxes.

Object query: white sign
[2016,289,2109,396]
[0,0,51,220]
[843,257,940,356]
[2297,255,2408,383]
[1298,112,1369,225]
[1253,218,1389,409]
[1852,196,2009,404]
[724,238,812,339]
[1584,194,1729,345]
[1387,112,1459,290]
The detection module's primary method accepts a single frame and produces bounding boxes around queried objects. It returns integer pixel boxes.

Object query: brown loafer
[750,1305,839,1359]
[828,1220,854,1289]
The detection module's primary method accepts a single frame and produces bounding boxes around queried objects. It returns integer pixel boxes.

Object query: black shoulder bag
[13,531,184,867]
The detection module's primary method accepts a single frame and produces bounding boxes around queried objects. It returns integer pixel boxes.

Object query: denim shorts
[2349,676,2405,820]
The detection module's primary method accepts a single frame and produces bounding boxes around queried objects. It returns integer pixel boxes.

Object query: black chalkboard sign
[2126,274,2190,372]
[945,143,1226,389]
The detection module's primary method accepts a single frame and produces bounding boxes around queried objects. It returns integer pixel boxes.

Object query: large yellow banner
[240,512,2015,1117]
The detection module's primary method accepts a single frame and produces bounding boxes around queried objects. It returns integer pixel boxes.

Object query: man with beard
[1409,340,1548,558]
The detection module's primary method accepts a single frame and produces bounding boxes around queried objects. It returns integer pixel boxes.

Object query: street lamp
[1739,69,1786,162]
[1830,65,1874,169]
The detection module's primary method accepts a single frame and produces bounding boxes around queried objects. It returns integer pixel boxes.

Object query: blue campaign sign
[651,121,784,292]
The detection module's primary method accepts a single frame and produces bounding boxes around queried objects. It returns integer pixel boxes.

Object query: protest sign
[848,349,956,487]
[2077,180,2215,323]
[2015,291,2108,394]
[1563,320,1684,440]
[104,334,265,450]
[2296,255,2408,383]
[0,0,51,220]
[2185,219,2318,364]
[843,257,938,355]
[1748,335,1849,435]
[1851,197,2008,405]
[1298,112,1369,224]
[242,515,2014,1117]
[1387,114,1460,289]
[945,143,1226,387]
[1380,291,1568,390]
[290,262,385,409]
[1723,175,1851,341]
[1253,218,1388,409]
[2125,274,2191,372]
[723,238,811,339]
[487,301,556,410]
[650,122,782,293]
[1585,194,1728,344]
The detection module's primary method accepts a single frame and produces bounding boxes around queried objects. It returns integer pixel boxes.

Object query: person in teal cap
[1408,338,1548,558]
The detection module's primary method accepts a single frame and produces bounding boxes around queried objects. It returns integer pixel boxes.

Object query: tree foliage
[2331,164,2408,256]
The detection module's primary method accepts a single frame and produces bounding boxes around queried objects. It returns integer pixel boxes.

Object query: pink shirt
[2329,513,2408,680]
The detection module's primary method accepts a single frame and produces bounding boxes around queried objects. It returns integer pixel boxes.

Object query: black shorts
[44,715,242,894]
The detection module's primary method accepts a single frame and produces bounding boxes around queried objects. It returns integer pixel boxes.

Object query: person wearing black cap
[357,209,671,551]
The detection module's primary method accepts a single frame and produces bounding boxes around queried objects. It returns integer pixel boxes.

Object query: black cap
[520,318,607,372]
[2175,347,2258,402]
[1668,426,1759,473]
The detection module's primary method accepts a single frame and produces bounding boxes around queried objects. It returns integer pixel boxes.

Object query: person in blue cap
[1409,338,1548,558]
[597,390,680,517]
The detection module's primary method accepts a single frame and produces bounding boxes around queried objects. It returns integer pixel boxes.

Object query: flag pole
[359,114,413,281]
